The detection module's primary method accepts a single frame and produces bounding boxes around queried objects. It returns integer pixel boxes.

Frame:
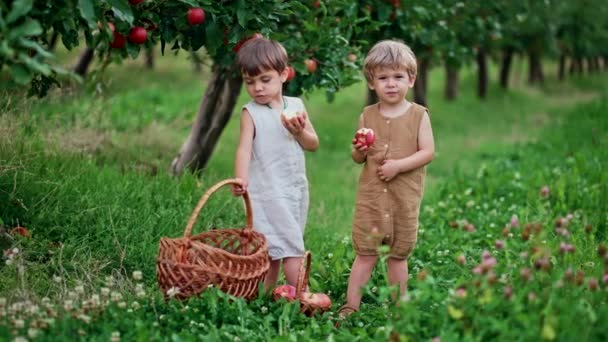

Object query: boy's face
[243,68,288,105]
[368,66,415,105]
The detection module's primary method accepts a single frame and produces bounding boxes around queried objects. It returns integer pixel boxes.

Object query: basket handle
[296,251,312,297]
[183,178,253,238]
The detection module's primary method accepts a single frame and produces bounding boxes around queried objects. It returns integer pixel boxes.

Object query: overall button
[384,144,389,148]
[386,120,390,124]
[383,188,388,193]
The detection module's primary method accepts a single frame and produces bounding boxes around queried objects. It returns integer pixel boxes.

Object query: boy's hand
[377,159,400,182]
[231,178,248,196]
[351,138,369,155]
[281,112,306,136]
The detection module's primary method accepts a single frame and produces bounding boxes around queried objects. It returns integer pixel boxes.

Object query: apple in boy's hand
[280,110,306,132]
[353,128,375,148]
[273,284,296,299]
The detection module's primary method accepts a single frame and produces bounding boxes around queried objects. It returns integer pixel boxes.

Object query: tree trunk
[145,47,154,69]
[171,64,243,175]
[528,50,544,84]
[499,47,514,89]
[74,48,95,76]
[575,57,584,74]
[476,49,488,99]
[48,32,59,51]
[444,63,459,100]
[366,87,378,106]
[413,57,429,106]
[558,55,566,81]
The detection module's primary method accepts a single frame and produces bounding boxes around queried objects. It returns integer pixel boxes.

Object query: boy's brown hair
[363,40,417,82]
[236,38,288,76]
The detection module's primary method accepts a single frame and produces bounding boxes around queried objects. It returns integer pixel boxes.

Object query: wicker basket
[157,179,269,300]
[272,251,332,315]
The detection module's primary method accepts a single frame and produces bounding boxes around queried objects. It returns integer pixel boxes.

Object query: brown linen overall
[352,102,428,259]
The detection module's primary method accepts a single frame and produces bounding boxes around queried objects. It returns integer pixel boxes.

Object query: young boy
[340,40,435,316]
[232,37,319,289]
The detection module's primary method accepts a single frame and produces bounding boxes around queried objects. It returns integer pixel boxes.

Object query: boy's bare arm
[233,110,254,195]
[293,112,319,152]
[396,111,435,172]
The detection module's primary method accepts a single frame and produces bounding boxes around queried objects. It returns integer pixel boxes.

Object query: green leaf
[6,0,33,24]
[10,64,33,85]
[236,6,248,28]
[19,53,52,76]
[106,0,134,24]
[17,38,54,59]
[126,42,140,59]
[79,0,97,28]
[0,41,16,58]
[8,19,42,40]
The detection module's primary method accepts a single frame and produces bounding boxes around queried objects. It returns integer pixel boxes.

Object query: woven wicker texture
[157,179,269,300]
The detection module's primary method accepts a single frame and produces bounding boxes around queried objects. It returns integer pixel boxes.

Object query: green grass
[1,48,607,340]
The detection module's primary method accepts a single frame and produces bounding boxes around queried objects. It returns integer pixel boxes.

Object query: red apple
[129,0,144,5]
[313,0,321,8]
[187,8,205,26]
[110,32,126,48]
[128,26,147,44]
[304,58,317,73]
[354,127,375,147]
[301,292,332,309]
[10,226,30,238]
[233,33,263,52]
[273,284,296,299]
[286,66,296,81]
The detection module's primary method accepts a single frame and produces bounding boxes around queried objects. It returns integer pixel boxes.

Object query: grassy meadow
[1,48,607,341]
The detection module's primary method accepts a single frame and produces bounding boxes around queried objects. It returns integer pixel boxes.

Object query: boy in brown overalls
[339,40,435,316]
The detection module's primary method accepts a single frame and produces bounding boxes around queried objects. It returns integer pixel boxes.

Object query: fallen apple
[10,226,30,238]
[273,284,296,299]
[354,128,375,147]
[301,292,332,309]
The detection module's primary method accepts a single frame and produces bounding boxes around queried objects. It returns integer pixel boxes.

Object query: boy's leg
[282,256,304,287]
[264,258,281,290]
[387,257,408,300]
[345,254,378,310]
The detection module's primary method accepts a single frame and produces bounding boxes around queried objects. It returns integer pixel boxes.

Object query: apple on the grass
[354,128,375,147]
[273,284,296,299]
[301,292,332,308]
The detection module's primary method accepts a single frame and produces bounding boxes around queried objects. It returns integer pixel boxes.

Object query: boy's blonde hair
[236,38,288,76]
[363,40,417,82]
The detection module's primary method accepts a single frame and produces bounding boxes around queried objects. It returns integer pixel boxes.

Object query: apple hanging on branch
[304,58,317,73]
[285,66,296,81]
[187,8,206,26]
[128,26,148,44]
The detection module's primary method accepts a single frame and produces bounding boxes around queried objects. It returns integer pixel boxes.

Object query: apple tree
[1,0,368,174]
